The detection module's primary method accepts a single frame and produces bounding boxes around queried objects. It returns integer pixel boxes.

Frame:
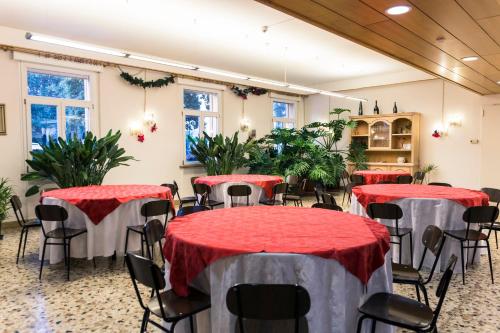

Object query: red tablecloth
[352,184,489,209]
[353,170,411,185]
[41,185,173,225]
[194,174,283,198]
[163,206,390,296]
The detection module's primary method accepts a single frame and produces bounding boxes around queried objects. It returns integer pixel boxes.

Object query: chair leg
[409,232,414,267]
[39,238,48,280]
[420,284,429,306]
[495,230,498,249]
[189,316,194,333]
[342,190,346,206]
[16,229,25,264]
[140,234,145,257]
[486,241,494,284]
[471,240,479,266]
[415,284,421,303]
[67,238,71,281]
[140,309,150,333]
[371,319,377,333]
[398,237,402,265]
[356,315,366,333]
[123,228,130,266]
[460,241,466,285]
[63,238,68,267]
[22,228,30,258]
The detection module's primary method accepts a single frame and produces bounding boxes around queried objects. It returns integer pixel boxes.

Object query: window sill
[179,163,204,169]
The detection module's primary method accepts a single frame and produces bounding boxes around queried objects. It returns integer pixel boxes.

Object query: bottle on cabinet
[358,101,363,115]
[393,102,398,114]
[374,100,380,114]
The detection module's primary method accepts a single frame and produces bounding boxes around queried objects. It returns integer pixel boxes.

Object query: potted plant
[420,164,438,184]
[0,178,14,239]
[347,141,368,171]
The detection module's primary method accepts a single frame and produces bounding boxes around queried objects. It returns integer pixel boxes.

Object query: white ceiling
[0,0,420,85]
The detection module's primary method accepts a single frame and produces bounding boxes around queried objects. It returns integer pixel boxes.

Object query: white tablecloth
[350,194,480,273]
[164,252,393,333]
[40,197,166,264]
[208,182,282,208]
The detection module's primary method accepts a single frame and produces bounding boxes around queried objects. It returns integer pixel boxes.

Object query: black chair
[480,187,500,248]
[356,255,457,333]
[397,175,413,184]
[350,174,364,185]
[10,195,42,264]
[367,203,413,265]
[193,183,224,209]
[36,204,87,280]
[428,182,452,187]
[125,253,210,333]
[343,183,355,205]
[176,205,211,217]
[284,177,306,207]
[124,200,171,259]
[444,205,499,284]
[143,219,165,263]
[321,193,337,206]
[226,284,311,333]
[311,203,343,211]
[165,179,198,208]
[227,185,252,207]
[259,183,288,206]
[392,225,446,306]
[413,171,425,184]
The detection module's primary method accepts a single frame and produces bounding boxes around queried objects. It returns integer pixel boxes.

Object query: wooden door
[481,105,500,188]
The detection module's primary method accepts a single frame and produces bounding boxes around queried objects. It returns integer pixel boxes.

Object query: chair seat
[148,288,211,321]
[46,227,87,239]
[24,218,42,228]
[391,263,422,283]
[284,194,301,201]
[259,199,284,206]
[127,225,145,234]
[444,229,488,241]
[386,226,412,237]
[358,293,433,329]
[180,196,197,204]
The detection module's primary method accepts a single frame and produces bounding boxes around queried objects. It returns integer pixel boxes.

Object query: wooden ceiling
[256,0,500,95]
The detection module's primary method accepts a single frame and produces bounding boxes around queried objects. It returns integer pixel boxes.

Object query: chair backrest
[430,255,457,329]
[143,219,165,262]
[418,225,446,281]
[350,174,364,185]
[176,205,211,217]
[125,253,166,316]
[10,195,26,227]
[193,183,212,195]
[140,200,170,224]
[462,206,499,240]
[413,171,425,184]
[397,175,413,184]
[311,203,343,211]
[228,185,252,207]
[367,203,403,234]
[161,183,178,197]
[428,182,452,187]
[321,193,337,206]
[35,204,69,237]
[226,284,310,333]
[313,184,324,203]
[481,187,500,207]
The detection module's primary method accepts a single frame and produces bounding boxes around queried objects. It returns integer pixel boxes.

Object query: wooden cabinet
[349,112,420,175]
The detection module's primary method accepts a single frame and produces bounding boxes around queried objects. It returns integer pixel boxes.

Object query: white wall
[0,50,304,219]
[305,79,500,189]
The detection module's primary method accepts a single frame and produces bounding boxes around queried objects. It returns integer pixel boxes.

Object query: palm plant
[347,141,368,171]
[0,178,13,227]
[21,130,135,196]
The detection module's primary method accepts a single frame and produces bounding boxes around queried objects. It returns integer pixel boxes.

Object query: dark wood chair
[161,182,195,209]
[226,284,311,333]
[143,219,165,263]
[124,200,171,260]
[397,175,413,184]
[321,192,338,206]
[392,225,446,306]
[193,183,224,209]
[367,203,413,266]
[479,187,500,248]
[311,203,343,211]
[259,183,288,206]
[125,252,210,333]
[356,255,457,333]
[36,204,88,280]
[176,205,211,217]
[413,171,425,184]
[428,182,452,187]
[227,184,252,207]
[284,177,306,207]
[444,205,499,284]
[10,195,42,264]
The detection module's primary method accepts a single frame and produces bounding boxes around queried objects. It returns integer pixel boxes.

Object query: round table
[350,184,489,272]
[353,170,411,185]
[194,174,283,207]
[40,185,173,263]
[163,206,393,333]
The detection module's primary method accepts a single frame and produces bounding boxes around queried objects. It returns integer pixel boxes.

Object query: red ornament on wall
[432,130,441,138]
[150,123,158,133]
[137,133,145,142]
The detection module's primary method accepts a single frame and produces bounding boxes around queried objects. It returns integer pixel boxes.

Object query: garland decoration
[231,85,268,99]
[120,71,175,88]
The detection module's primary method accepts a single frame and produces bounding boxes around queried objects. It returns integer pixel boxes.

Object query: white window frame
[181,85,222,164]
[21,63,97,155]
[272,99,297,129]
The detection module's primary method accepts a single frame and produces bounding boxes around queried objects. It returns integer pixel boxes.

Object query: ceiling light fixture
[197,68,249,80]
[320,91,345,98]
[385,5,412,15]
[128,55,197,70]
[248,77,288,87]
[25,32,127,57]
[461,56,479,62]
[288,85,319,93]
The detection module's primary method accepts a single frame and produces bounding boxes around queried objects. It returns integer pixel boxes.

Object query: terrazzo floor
[1,195,499,332]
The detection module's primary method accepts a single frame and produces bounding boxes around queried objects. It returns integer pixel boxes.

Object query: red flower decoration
[432,130,441,138]
[137,133,145,142]
[151,123,158,133]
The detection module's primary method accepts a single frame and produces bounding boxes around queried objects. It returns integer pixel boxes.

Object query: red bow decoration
[137,133,145,142]
[151,123,158,133]
[432,130,441,138]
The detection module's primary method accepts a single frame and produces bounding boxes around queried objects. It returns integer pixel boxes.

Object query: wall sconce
[240,118,251,132]
[144,112,158,132]
[129,121,142,136]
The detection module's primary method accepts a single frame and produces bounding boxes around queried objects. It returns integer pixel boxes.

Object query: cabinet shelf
[352,134,368,137]
[366,149,411,152]
[392,133,412,136]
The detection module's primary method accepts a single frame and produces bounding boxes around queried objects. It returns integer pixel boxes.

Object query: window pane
[28,71,87,100]
[31,104,58,150]
[65,106,89,141]
[185,115,200,162]
[273,121,284,129]
[183,89,216,112]
[273,101,288,118]
[285,122,295,129]
[204,116,218,138]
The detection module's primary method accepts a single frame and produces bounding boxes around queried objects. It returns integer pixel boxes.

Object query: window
[183,88,221,163]
[272,100,296,129]
[24,67,93,151]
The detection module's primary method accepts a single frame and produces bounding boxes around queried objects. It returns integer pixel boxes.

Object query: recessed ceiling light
[461,56,479,62]
[385,5,412,15]
[497,81,500,85]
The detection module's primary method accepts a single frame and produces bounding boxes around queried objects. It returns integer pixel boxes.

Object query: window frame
[272,99,297,129]
[181,85,222,164]
[21,63,97,155]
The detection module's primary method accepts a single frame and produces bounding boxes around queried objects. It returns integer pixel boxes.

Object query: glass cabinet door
[369,121,390,148]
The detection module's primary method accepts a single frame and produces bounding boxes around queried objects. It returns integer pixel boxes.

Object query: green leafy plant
[0,178,13,223]
[420,164,438,183]
[188,131,255,175]
[347,141,368,171]
[21,130,135,196]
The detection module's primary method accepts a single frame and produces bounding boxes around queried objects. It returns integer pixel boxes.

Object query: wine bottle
[358,101,363,115]
[374,100,380,114]
[393,102,398,114]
